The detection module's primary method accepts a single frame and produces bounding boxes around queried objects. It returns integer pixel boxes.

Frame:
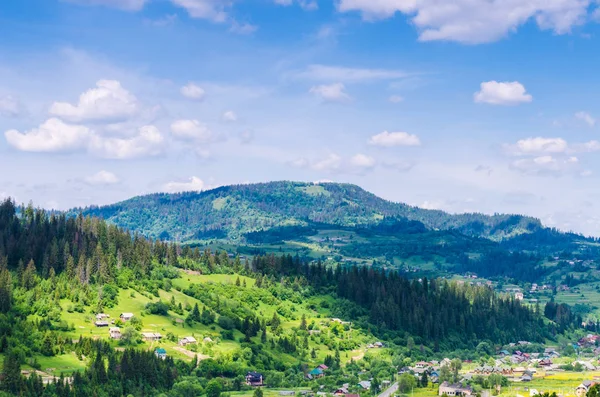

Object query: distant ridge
[73,181,542,242]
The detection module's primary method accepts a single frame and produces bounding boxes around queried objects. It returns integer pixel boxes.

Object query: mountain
[74,181,542,242]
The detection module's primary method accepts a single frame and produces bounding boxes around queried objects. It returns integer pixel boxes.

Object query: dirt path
[173,346,210,360]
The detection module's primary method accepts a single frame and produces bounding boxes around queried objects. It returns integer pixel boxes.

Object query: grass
[46,270,384,373]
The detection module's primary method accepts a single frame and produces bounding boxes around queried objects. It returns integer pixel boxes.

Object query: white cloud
[230,21,258,34]
[506,137,600,156]
[296,64,409,82]
[180,83,206,100]
[275,0,293,4]
[505,137,568,155]
[89,125,165,159]
[170,119,215,142]
[572,140,600,152]
[291,153,378,174]
[510,155,580,176]
[309,83,351,102]
[49,80,139,123]
[84,170,120,185]
[575,111,596,127]
[162,176,205,193]
[369,130,421,147]
[169,0,230,22]
[337,0,590,44]
[474,81,532,105]
[5,118,91,152]
[389,95,404,103]
[0,95,24,117]
[350,153,376,169]
[222,110,238,122]
[64,0,147,11]
[312,153,343,171]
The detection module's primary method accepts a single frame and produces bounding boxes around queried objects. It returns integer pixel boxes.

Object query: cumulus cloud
[170,119,215,142]
[162,176,205,193]
[84,170,120,185]
[510,155,580,176]
[296,64,408,82]
[337,0,590,44]
[222,110,238,122]
[309,83,351,102]
[5,118,91,152]
[170,0,230,22]
[180,83,206,100]
[64,0,147,11]
[5,117,166,159]
[368,131,421,147]
[89,125,165,159]
[505,137,568,155]
[0,95,24,117]
[474,81,532,105]
[575,111,596,127]
[49,80,139,123]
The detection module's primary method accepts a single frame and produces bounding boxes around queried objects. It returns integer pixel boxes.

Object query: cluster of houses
[438,382,472,396]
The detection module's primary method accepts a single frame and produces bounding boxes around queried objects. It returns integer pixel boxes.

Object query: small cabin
[155,348,167,360]
[109,327,121,340]
[141,332,162,342]
[120,313,134,321]
[178,336,197,346]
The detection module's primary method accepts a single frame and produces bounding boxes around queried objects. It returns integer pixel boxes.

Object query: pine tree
[300,314,307,331]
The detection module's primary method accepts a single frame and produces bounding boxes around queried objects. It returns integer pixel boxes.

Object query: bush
[218,316,235,330]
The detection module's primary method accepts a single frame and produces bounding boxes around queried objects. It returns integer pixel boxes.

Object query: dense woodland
[75,181,543,241]
[249,255,580,349]
[0,199,585,396]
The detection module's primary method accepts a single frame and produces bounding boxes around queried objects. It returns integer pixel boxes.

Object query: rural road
[378,382,399,397]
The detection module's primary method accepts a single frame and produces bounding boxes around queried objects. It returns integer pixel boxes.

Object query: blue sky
[2,0,600,235]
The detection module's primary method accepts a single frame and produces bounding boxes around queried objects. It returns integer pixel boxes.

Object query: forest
[0,198,585,396]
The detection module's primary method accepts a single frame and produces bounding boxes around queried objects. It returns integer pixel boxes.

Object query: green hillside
[75,181,542,242]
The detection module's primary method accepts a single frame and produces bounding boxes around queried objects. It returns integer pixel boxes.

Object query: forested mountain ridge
[74,181,542,242]
[1,197,582,396]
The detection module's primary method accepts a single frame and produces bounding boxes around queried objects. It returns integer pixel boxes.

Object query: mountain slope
[74,181,541,242]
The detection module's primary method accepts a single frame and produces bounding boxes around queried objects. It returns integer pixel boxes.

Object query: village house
[333,387,349,395]
[178,336,197,346]
[309,368,324,379]
[515,292,524,300]
[141,332,162,342]
[246,371,264,386]
[154,348,167,360]
[94,320,109,327]
[576,381,596,397]
[415,361,430,369]
[109,327,121,340]
[96,313,109,320]
[573,361,597,371]
[120,313,134,321]
[358,381,371,390]
[438,382,472,396]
